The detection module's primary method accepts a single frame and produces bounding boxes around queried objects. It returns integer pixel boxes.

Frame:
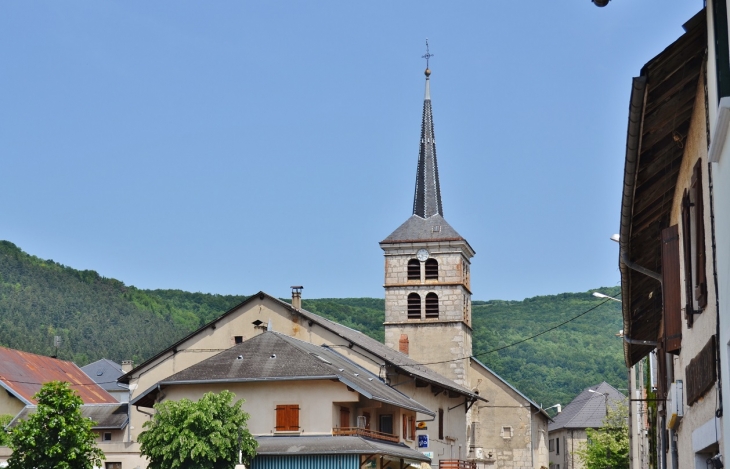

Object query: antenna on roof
[52,336,61,358]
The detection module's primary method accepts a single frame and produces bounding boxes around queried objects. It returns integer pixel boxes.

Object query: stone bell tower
[380,64,475,386]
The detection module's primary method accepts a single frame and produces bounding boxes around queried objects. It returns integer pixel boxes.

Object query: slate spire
[412,66,443,219]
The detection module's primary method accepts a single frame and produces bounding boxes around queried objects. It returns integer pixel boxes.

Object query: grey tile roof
[81,359,128,393]
[381,214,467,244]
[255,435,430,462]
[9,403,128,430]
[412,76,442,219]
[548,382,626,431]
[136,332,434,416]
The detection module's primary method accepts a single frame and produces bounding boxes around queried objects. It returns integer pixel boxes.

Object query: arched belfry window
[425,259,438,280]
[407,293,421,319]
[407,259,420,280]
[425,293,439,319]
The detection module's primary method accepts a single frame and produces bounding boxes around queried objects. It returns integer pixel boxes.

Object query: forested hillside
[0,240,624,408]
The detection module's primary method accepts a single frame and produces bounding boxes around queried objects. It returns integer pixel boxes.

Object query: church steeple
[413,64,443,219]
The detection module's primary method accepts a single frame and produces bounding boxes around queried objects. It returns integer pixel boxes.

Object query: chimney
[291,286,303,310]
[121,360,133,373]
[399,334,409,355]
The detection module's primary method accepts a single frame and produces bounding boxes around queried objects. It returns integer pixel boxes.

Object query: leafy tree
[575,401,630,469]
[0,414,12,446]
[7,381,104,469]
[138,390,257,469]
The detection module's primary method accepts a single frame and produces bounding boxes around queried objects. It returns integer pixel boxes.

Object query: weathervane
[422,39,433,72]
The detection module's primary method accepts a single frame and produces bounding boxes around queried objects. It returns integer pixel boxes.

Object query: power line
[400,296,620,368]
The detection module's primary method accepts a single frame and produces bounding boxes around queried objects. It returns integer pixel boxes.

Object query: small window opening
[407,259,420,280]
[425,259,438,279]
[407,293,421,319]
[103,432,112,441]
[425,293,439,319]
[234,336,243,344]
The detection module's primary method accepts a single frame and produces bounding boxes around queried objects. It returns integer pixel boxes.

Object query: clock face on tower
[416,249,429,262]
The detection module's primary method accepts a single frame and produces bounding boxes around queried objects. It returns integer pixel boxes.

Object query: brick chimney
[291,286,303,310]
[399,334,409,355]
[121,360,133,373]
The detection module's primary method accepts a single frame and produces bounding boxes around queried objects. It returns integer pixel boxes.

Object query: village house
[618,9,724,469]
[547,382,625,469]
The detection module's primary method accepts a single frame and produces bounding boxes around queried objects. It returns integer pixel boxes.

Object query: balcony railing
[332,427,400,443]
[438,460,477,469]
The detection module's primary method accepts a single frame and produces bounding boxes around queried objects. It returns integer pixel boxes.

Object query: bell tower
[380,60,475,386]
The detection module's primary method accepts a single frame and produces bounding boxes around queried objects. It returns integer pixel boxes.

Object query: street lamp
[592,292,622,302]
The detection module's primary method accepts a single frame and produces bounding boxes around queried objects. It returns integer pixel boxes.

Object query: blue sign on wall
[418,434,429,448]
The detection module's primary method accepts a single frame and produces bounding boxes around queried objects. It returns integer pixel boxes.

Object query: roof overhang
[619,10,706,366]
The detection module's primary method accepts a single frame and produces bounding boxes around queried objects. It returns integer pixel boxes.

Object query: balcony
[332,427,400,443]
[438,460,477,469]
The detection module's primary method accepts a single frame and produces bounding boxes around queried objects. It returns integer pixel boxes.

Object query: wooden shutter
[438,408,444,440]
[681,189,695,327]
[692,160,707,309]
[402,415,407,438]
[340,407,350,428]
[685,335,717,405]
[662,225,682,353]
[275,405,300,431]
[410,416,416,440]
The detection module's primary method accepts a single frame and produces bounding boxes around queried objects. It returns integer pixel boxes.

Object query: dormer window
[425,259,438,280]
[425,293,439,319]
[408,293,421,319]
[407,259,420,280]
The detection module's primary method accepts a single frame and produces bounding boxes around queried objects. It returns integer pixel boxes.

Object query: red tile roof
[0,347,117,404]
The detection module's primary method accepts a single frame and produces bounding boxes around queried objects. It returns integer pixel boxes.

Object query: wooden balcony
[332,427,400,443]
[438,460,477,469]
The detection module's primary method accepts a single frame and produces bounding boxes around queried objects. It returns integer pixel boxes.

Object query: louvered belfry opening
[425,258,438,279]
[425,293,439,319]
[407,293,421,319]
[407,259,421,280]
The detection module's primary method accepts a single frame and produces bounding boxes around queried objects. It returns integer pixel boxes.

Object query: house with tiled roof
[133,331,432,468]
[547,382,625,469]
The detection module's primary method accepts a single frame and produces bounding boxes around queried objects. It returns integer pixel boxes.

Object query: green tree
[0,414,12,446]
[138,390,257,469]
[575,401,630,469]
[7,381,104,469]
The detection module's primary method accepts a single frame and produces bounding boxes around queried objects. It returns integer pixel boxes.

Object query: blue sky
[0,1,702,301]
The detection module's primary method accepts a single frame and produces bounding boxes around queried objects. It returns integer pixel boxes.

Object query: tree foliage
[0,414,12,447]
[7,381,104,469]
[138,390,256,469]
[575,401,630,469]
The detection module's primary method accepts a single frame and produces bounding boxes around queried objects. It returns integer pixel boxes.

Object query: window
[500,426,513,439]
[408,293,421,319]
[407,259,420,280]
[379,414,393,435]
[556,436,560,455]
[681,159,707,327]
[275,404,300,432]
[234,336,243,344]
[549,438,554,452]
[102,432,112,441]
[106,463,122,469]
[425,259,438,279]
[425,293,439,319]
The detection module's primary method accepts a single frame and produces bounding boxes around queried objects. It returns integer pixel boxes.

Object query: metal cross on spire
[422,39,433,69]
